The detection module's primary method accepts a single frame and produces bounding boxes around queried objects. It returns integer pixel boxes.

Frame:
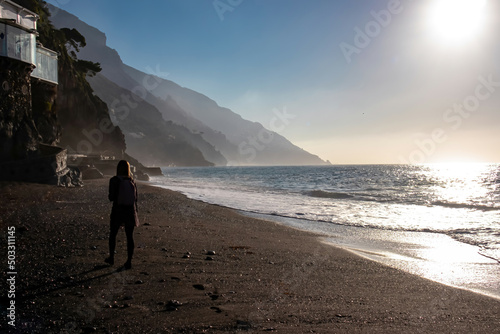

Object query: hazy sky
[45,0,500,164]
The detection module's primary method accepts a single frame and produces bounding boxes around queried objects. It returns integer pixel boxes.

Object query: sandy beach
[1,179,499,333]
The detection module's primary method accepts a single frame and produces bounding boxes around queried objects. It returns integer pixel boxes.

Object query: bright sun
[428,0,488,45]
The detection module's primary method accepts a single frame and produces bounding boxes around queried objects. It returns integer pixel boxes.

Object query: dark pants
[109,205,135,262]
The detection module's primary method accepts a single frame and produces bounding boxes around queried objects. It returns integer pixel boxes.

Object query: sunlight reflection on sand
[327,229,500,300]
[243,212,500,300]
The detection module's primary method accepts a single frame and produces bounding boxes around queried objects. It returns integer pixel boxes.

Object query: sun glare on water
[428,0,488,45]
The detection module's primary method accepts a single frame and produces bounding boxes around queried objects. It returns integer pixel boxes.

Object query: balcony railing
[31,44,58,84]
[0,21,36,65]
[0,0,38,31]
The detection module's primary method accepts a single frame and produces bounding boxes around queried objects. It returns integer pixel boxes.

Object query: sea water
[152,164,500,298]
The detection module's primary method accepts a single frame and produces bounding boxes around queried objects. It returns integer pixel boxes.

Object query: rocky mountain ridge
[48,4,328,166]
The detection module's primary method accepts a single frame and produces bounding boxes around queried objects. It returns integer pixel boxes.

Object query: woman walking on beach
[105,160,139,270]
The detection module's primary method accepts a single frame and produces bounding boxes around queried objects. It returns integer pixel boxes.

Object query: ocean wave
[306,190,354,199]
[431,200,499,211]
[447,228,500,262]
[258,210,500,263]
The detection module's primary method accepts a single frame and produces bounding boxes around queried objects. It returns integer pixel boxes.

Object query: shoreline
[1,179,499,333]
[153,183,500,302]
[339,244,500,301]
[243,211,500,301]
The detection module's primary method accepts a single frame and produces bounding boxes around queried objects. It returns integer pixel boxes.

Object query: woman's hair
[116,160,131,178]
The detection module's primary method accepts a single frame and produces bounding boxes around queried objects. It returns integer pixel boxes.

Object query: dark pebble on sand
[135,280,144,285]
[206,250,216,255]
[193,284,205,290]
[166,300,182,311]
[167,300,183,307]
[205,256,214,261]
[211,306,222,313]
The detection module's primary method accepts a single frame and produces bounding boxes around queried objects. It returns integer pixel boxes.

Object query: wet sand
[244,212,500,300]
[1,179,499,333]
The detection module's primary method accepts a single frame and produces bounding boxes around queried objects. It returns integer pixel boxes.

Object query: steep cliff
[87,73,221,166]
[13,0,126,159]
[0,57,39,160]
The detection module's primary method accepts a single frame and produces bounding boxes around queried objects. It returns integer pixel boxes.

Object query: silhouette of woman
[105,160,139,270]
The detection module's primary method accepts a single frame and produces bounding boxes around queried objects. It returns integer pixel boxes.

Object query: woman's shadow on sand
[19,263,130,302]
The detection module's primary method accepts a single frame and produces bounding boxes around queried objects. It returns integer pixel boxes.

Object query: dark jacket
[109,176,139,227]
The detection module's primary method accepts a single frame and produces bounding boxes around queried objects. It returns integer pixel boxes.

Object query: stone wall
[0,57,39,161]
[0,144,82,186]
[31,78,60,146]
[0,56,82,186]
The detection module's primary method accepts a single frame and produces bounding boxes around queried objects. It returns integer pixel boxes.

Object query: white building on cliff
[0,0,58,84]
